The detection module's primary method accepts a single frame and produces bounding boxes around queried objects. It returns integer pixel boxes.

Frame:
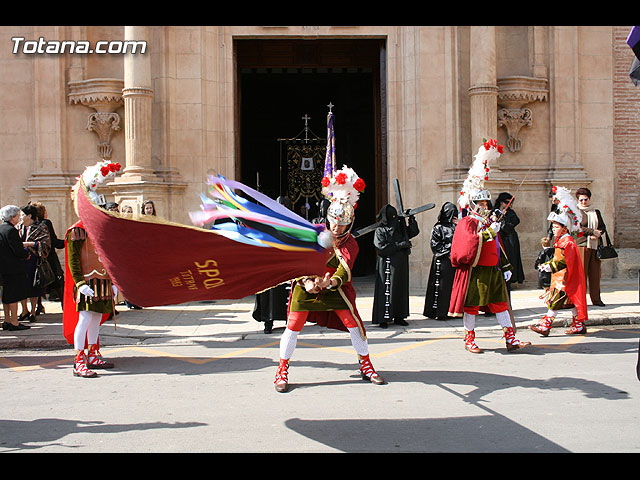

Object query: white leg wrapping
[348,327,369,356]
[571,307,578,316]
[279,328,299,360]
[547,308,558,317]
[463,312,476,332]
[496,310,512,328]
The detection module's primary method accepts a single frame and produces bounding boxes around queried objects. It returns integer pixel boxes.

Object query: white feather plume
[458,142,502,209]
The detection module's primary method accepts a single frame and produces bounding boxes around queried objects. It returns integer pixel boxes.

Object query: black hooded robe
[372,204,419,325]
[423,202,458,319]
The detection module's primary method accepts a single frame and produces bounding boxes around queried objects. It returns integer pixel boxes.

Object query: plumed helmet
[547,185,582,232]
[458,139,503,212]
[321,165,365,228]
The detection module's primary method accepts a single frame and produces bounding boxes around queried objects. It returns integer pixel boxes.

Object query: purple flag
[627,26,640,60]
[323,112,335,178]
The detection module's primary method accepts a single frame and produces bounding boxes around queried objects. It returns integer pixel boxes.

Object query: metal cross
[327,102,334,113]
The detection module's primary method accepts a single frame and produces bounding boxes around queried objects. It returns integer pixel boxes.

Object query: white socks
[279,326,369,360]
[279,328,299,360]
[348,327,369,356]
[73,310,102,351]
[496,310,512,328]
[464,310,512,330]
[463,312,475,331]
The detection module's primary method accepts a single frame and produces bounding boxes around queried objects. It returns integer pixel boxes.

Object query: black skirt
[1,272,29,304]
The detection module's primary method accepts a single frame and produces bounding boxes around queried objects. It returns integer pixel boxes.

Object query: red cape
[556,234,588,320]
[62,220,110,346]
[448,216,481,316]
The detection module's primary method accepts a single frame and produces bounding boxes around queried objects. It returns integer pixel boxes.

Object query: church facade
[1,26,638,287]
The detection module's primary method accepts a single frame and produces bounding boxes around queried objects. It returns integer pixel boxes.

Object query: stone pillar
[468,26,498,154]
[119,25,157,182]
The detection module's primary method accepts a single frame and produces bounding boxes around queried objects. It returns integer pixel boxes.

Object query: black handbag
[596,231,618,260]
[33,258,55,288]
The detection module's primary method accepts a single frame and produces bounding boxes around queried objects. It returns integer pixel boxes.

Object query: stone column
[119,25,157,182]
[468,26,498,154]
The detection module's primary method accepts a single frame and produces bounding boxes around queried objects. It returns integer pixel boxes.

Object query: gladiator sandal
[87,344,114,369]
[73,351,97,378]
[565,316,587,335]
[359,354,385,385]
[274,358,290,393]
[464,329,482,353]
[530,315,554,337]
[503,327,531,352]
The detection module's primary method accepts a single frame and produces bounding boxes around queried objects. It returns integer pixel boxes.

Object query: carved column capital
[86,111,121,160]
[496,76,548,153]
[497,107,532,153]
[68,78,124,160]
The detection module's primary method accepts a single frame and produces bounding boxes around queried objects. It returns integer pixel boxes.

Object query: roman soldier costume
[274,165,384,393]
[63,161,121,377]
[531,186,588,336]
[448,139,530,353]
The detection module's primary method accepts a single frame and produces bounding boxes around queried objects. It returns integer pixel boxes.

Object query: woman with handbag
[18,204,51,323]
[0,205,30,331]
[575,187,607,307]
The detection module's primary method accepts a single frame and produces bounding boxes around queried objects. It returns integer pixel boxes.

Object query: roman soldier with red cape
[63,162,122,378]
[531,186,589,336]
[448,139,531,353]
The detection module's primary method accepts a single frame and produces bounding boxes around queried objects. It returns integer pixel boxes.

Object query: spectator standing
[18,204,51,323]
[575,187,607,307]
[0,205,30,330]
[141,200,157,216]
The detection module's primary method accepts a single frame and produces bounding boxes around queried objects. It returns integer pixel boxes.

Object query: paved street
[1,277,639,453]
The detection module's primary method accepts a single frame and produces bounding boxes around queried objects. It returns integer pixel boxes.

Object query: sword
[493,165,535,222]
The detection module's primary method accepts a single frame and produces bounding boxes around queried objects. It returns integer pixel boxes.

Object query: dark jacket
[0,221,28,275]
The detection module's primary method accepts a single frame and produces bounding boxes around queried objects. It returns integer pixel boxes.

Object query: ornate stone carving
[86,111,121,160]
[68,78,124,160]
[496,76,548,152]
[497,107,532,153]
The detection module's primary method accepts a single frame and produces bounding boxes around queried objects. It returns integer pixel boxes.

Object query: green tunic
[289,251,351,312]
[464,229,512,307]
[66,232,113,314]
[546,254,571,310]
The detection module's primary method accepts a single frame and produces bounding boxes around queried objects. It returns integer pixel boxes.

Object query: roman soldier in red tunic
[530,186,588,336]
[448,139,531,353]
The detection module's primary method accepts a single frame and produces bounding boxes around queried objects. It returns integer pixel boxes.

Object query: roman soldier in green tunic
[274,166,384,393]
[448,139,531,353]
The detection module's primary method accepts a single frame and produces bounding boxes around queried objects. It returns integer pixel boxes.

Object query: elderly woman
[0,205,30,330]
[18,204,51,322]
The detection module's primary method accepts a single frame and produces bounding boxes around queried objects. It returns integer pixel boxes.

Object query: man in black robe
[372,204,419,328]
